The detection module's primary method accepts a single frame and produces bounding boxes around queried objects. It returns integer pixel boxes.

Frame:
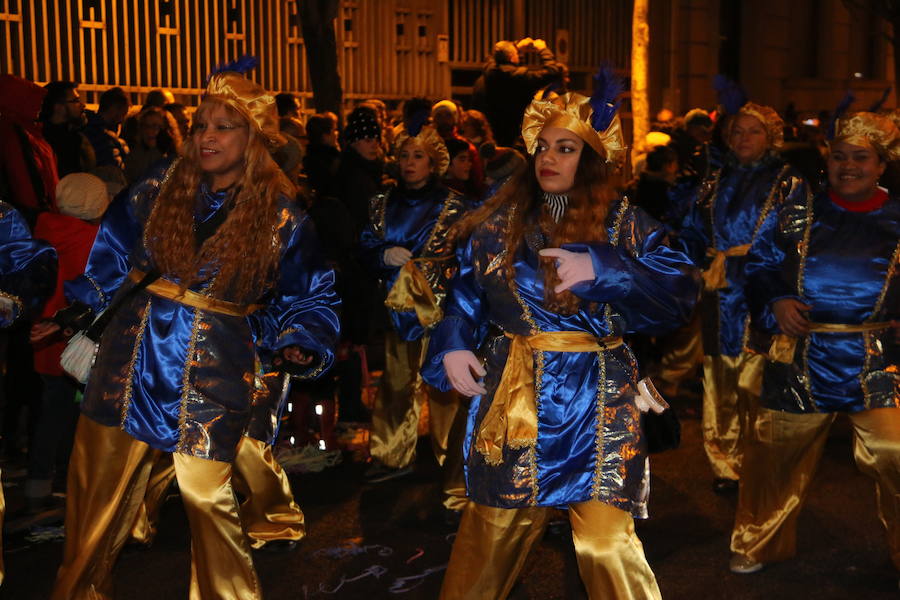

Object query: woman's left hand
[279,346,315,366]
[539,248,595,293]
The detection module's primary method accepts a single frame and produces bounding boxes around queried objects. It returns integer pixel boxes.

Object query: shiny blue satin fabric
[0,201,57,326]
[66,173,340,462]
[747,192,900,413]
[681,155,808,356]
[422,198,700,513]
[360,179,466,341]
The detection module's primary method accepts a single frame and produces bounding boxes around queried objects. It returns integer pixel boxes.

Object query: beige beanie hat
[55,173,111,221]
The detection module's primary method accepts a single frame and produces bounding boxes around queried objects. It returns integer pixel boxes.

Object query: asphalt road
[2,399,897,599]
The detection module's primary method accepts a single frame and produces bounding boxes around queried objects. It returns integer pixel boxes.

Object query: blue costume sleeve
[744,201,803,334]
[568,207,701,336]
[421,236,487,392]
[0,202,57,326]
[64,188,143,313]
[249,214,341,380]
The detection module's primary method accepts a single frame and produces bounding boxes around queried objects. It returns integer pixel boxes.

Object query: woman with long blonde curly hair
[421,68,700,599]
[42,70,340,599]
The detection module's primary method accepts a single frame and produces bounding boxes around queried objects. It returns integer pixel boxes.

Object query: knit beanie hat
[345,106,381,144]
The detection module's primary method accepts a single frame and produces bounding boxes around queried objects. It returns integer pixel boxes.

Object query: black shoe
[255,539,300,553]
[713,478,739,494]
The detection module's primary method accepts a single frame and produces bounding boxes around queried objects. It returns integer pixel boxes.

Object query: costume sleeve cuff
[563,242,632,303]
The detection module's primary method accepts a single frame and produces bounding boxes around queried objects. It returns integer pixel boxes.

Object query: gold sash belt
[476,331,624,465]
[768,321,893,364]
[702,244,751,291]
[384,256,451,328]
[128,269,262,317]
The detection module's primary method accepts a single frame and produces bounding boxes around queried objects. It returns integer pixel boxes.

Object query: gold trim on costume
[120,298,152,428]
[128,269,261,317]
[861,240,900,404]
[176,308,203,453]
[590,349,608,501]
[85,274,107,306]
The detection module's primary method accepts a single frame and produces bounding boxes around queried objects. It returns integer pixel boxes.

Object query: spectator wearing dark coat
[481,38,564,146]
[39,81,95,178]
[302,113,341,198]
[83,87,130,171]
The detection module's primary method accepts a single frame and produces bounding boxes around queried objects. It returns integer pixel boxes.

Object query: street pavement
[2,398,897,599]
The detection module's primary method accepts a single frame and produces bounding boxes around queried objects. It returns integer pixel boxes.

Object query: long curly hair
[143,98,296,303]
[451,144,618,314]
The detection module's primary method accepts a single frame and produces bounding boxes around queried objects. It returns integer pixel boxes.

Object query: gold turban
[725,102,784,150]
[832,111,900,161]
[393,124,450,176]
[203,72,285,149]
[520,92,626,164]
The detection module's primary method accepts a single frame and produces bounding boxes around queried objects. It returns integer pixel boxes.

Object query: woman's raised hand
[539,248,595,293]
[443,350,487,397]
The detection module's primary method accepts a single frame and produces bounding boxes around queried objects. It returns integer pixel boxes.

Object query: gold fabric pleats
[476,332,623,465]
[732,407,900,569]
[440,500,661,600]
[52,416,260,600]
[701,352,765,480]
[369,331,467,509]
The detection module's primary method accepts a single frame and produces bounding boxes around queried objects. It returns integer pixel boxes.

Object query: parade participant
[41,70,339,599]
[360,117,468,516]
[0,201,57,585]
[422,68,700,599]
[681,99,810,493]
[729,111,900,576]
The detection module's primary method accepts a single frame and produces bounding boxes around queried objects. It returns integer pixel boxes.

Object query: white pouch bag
[59,331,99,384]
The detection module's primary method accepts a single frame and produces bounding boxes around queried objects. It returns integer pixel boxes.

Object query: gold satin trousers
[439,501,661,600]
[130,436,305,549]
[702,352,765,480]
[370,330,467,510]
[51,416,260,600]
[731,407,900,569]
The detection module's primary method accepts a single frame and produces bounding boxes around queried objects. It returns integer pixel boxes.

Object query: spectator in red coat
[26,172,110,511]
[0,75,59,225]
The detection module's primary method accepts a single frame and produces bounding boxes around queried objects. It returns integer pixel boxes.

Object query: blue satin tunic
[746,191,899,413]
[0,201,57,327]
[66,173,340,462]
[681,155,809,356]
[422,198,700,514]
[360,179,467,340]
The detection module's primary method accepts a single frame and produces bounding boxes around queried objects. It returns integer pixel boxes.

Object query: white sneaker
[729,553,764,574]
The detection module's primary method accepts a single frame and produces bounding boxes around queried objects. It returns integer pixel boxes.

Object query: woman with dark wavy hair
[123,105,182,184]
[42,71,340,599]
[421,73,700,598]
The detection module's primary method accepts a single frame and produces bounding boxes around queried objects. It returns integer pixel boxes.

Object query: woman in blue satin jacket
[421,86,700,599]
[42,72,340,600]
[729,111,900,578]
[359,119,469,508]
[680,101,810,494]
